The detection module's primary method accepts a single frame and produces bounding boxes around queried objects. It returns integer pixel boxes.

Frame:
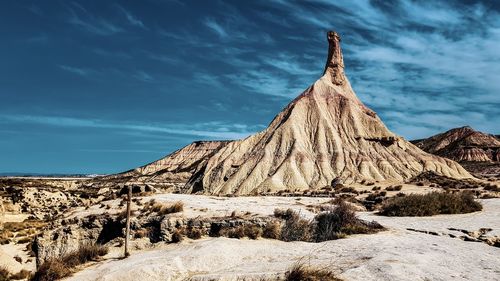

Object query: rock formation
[412,126,500,162]
[115,141,230,183]
[179,31,470,194]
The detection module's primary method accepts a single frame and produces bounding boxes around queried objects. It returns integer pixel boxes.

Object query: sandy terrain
[65,196,500,281]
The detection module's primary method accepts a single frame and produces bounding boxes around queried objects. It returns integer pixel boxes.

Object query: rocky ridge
[412,126,500,162]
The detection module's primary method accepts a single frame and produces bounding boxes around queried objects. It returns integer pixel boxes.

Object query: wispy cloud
[58,65,91,76]
[116,4,146,29]
[133,70,155,83]
[67,3,123,35]
[0,115,261,140]
[203,18,228,39]
[92,48,132,59]
[226,69,306,98]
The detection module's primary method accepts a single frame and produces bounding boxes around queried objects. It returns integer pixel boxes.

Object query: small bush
[484,184,500,192]
[30,243,108,281]
[386,185,403,191]
[134,228,150,239]
[30,259,69,281]
[339,187,357,194]
[263,221,281,239]
[185,228,202,240]
[283,263,342,281]
[314,200,356,241]
[313,200,382,242]
[220,226,246,239]
[61,243,108,268]
[243,225,263,240]
[10,269,30,280]
[379,191,482,216]
[171,230,183,243]
[279,210,312,242]
[0,266,10,281]
[146,201,184,216]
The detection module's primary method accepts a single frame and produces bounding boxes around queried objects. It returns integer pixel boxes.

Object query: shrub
[279,209,312,242]
[219,224,262,240]
[185,228,202,240]
[314,200,356,241]
[243,225,263,240]
[146,201,184,216]
[263,221,281,239]
[379,191,482,216]
[339,187,357,194]
[30,243,108,281]
[220,226,246,239]
[484,184,500,192]
[283,263,343,281]
[171,230,183,243]
[30,259,69,281]
[61,243,108,268]
[0,266,10,281]
[10,269,31,280]
[134,228,150,239]
[313,200,382,242]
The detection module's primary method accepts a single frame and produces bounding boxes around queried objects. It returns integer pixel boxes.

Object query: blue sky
[1,0,499,174]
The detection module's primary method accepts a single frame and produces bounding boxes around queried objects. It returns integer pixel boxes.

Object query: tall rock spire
[323,31,346,85]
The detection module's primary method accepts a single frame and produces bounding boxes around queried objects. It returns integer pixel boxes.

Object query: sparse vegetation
[142,200,184,215]
[379,191,482,216]
[185,227,202,240]
[171,230,183,243]
[0,267,10,281]
[314,200,383,242]
[220,224,263,240]
[282,263,343,281]
[30,243,108,281]
[274,201,383,242]
[10,269,31,280]
[279,209,312,242]
[263,221,281,239]
[386,185,403,191]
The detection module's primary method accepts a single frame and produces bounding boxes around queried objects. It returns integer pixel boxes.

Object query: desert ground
[1,177,499,281]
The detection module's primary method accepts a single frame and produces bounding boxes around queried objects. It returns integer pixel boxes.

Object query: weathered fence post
[124,185,131,257]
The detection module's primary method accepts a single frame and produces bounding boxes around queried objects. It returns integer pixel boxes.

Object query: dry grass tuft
[171,230,183,243]
[0,266,10,281]
[220,224,263,240]
[314,200,383,242]
[283,263,343,281]
[279,209,312,242]
[30,259,69,281]
[185,228,202,240]
[263,221,281,239]
[10,269,31,280]
[30,243,108,281]
[143,200,184,216]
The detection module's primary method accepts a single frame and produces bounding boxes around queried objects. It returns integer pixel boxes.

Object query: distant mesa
[114,31,471,195]
[412,126,500,162]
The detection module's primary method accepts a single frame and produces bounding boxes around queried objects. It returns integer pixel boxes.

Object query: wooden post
[124,185,131,257]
